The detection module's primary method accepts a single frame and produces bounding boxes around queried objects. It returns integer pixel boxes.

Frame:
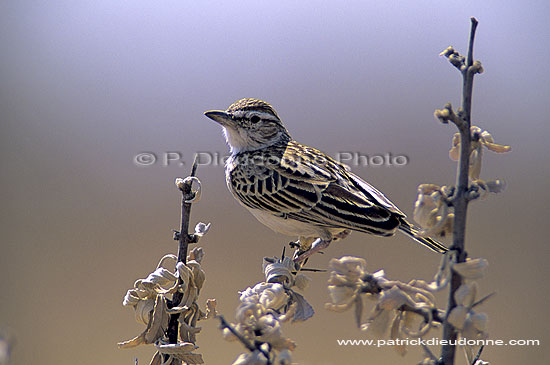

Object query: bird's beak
[204,110,233,127]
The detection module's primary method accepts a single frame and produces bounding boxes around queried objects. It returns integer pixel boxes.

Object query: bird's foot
[293,238,333,264]
[289,236,316,251]
[289,240,300,249]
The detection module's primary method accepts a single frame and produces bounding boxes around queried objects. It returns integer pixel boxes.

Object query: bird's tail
[398,219,448,254]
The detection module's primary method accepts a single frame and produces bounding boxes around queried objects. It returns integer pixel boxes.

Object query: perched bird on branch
[205,98,448,257]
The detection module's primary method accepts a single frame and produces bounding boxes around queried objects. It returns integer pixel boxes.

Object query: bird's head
[205,98,291,153]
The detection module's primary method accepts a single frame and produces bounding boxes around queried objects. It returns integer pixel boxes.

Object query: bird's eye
[250,115,261,123]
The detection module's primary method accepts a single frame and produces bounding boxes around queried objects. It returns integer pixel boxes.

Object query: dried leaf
[449,133,461,161]
[134,299,155,325]
[462,315,489,340]
[454,283,477,308]
[483,141,511,153]
[279,302,297,323]
[363,306,391,338]
[123,288,142,307]
[193,222,211,238]
[469,147,482,179]
[326,286,358,313]
[179,318,202,344]
[117,332,147,349]
[413,190,439,229]
[142,267,178,291]
[156,342,204,364]
[390,313,407,356]
[378,286,415,310]
[294,274,311,290]
[278,349,292,365]
[447,306,468,330]
[354,296,364,328]
[145,295,170,344]
[259,284,289,311]
[484,179,506,193]
[328,257,368,283]
[188,261,206,291]
[264,257,295,286]
[149,352,162,365]
[118,295,169,349]
[205,298,218,319]
[470,312,488,332]
[454,258,488,280]
[448,126,511,180]
[289,291,314,322]
[188,247,205,263]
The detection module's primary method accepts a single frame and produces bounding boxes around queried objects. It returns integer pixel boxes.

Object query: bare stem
[218,315,273,365]
[166,155,200,358]
[471,344,485,365]
[440,17,479,365]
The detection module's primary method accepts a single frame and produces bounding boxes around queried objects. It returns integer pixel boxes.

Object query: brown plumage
[205,98,448,254]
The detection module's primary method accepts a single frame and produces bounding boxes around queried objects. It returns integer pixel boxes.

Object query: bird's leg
[293,230,351,265]
[289,236,315,251]
[293,237,333,264]
[299,236,316,251]
[332,229,351,241]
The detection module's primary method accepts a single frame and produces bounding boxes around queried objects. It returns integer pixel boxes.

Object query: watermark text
[133,151,410,168]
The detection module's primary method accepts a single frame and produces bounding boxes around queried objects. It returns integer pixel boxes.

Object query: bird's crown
[226,98,280,119]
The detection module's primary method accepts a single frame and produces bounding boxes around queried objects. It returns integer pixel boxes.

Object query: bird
[204,98,448,259]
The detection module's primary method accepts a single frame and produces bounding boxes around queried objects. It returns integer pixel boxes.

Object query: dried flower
[449,126,511,180]
[453,258,489,280]
[175,176,202,202]
[223,256,309,363]
[413,184,454,237]
[194,222,211,238]
[447,282,489,341]
[118,295,170,349]
[326,257,368,313]
[119,253,212,364]
[326,256,442,357]
[154,341,203,364]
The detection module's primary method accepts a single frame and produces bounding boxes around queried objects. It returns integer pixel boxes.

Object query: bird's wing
[228,144,328,214]
[229,141,403,235]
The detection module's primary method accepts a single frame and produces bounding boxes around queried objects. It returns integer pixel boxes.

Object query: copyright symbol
[134,152,157,166]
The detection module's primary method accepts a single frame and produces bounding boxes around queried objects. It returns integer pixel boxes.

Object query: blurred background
[1,1,548,364]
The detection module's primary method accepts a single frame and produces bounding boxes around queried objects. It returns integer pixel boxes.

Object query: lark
[205,98,447,260]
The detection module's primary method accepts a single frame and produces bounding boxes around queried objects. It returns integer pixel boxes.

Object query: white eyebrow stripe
[247,111,279,120]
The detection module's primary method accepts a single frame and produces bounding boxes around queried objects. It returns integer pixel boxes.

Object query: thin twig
[359,273,444,324]
[401,304,445,325]
[440,17,479,365]
[471,292,496,308]
[218,315,272,364]
[166,154,200,360]
[471,344,485,365]
[178,154,200,264]
[423,342,439,361]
